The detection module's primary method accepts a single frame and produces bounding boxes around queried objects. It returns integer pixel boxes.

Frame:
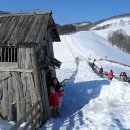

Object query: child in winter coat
[108,70,114,80]
[99,67,103,76]
[48,77,63,118]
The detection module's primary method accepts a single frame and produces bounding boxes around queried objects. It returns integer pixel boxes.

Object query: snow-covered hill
[93,17,130,42]
[40,16,130,130]
[55,30,130,78]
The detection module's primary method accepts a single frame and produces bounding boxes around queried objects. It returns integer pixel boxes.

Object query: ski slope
[55,30,130,78]
[92,16,130,35]
[40,17,130,130]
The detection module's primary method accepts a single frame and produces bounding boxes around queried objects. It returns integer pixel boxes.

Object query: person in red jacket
[48,77,63,118]
[108,70,114,80]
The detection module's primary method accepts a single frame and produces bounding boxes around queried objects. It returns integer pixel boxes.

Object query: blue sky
[0,0,130,25]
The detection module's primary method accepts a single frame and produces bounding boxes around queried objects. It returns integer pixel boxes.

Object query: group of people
[119,72,130,82]
[98,66,130,82]
[98,67,114,80]
[92,60,130,82]
[48,77,64,118]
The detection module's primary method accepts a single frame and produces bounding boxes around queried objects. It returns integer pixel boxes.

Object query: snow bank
[0,118,28,130]
[84,80,130,130]
[0,118,14,130]
[92,80,130,102]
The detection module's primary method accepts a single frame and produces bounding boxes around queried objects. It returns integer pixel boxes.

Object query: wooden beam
[10,101,39,130]
[30,46,44,123]
[0,69,33,72]
[0,62,18,68]
[22,111,39,130]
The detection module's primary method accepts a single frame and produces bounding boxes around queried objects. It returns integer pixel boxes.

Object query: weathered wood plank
[21,72,27,100]
[18,44,26,69]
[24,15,41,42]
[26,73,37,103]
[0,72,2,106]
[25,46,32,69]
[1,17,18,44]
[8,76,13,120]
[0,62,18,69]
[7,16,25,44]
[0,69,33,72]
[31,45,44,123]
[22,111,39,130]
[0,16,13,42]
[10,101,39,130]
[11,72,23,120]
[31,47,43,100]
[13,16,29,44]
[25,89,32,122]
[40,70,50,120]
[36,15,48,43]
[19,16,35,43]
[39,71,47,121]
[31,115,41,130]
[1,72,9,119]
[0,72,11,82]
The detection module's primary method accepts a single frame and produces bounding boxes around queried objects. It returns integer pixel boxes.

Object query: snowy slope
[92,16,130,33]
[40,18,130,130]
[1,16,130,130]
[55,31,130,78]
[92,16,130,39]
[62,31,130,65]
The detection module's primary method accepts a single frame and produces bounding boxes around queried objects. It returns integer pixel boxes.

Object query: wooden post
[41,70,50,120]
[31,44,44,123]
[8,75,13,120]
[1,72,9,119]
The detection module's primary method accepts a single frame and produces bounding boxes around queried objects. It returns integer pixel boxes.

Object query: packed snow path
[40,61,110,130]
[40,61,130,130]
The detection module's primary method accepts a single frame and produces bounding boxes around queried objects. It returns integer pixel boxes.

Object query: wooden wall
[47,29,56,77]
[0,29,56,125]
[0,43,46,123]
[0,71,37,121]
[36,40,50,121]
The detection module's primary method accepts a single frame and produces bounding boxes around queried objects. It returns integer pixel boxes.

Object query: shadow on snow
[61,79,110,118]
[41,62,110,130]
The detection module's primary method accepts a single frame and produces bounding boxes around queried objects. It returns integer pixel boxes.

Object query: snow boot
[52,108,57,118]
[56,108,61,117]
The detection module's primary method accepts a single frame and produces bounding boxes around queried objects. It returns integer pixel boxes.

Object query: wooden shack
[0,11,61,128]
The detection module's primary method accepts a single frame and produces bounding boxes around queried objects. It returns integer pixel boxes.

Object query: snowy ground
[0,118,26,130]
[41,60,130,130]
[0,119,14,130]
[1,16,130,130]
[40,17,130,130]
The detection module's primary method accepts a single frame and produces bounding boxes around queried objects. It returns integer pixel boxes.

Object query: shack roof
[0,11,60,46]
